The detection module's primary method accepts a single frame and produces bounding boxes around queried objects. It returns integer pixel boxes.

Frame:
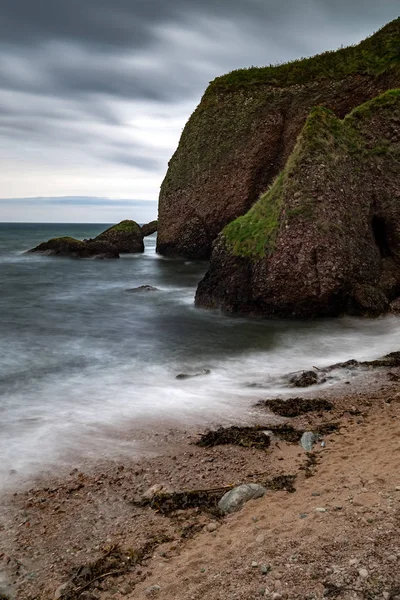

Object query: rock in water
[196,89,400,318]
[157,20,400,259]
[28,237,119,259]
[141,220,158,237]
[95,220,144,253]
[218,483,266,514]
[126,285,159,293]
[290,371,318,388]
[300,432,316,452]
[175,369,211,380]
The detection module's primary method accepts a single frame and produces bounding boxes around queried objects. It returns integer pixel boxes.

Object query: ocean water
[1,222,400,490]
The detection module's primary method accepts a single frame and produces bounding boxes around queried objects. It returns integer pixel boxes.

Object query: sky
[0,1,398,222]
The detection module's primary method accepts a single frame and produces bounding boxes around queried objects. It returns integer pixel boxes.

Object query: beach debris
[133,485,233,515]
[218,483,266,514]
[290,370,318,388]
[175,369,211,380]
[133,475,296,515]
[300,432,316,452]
[256,397,333,417]
[55,539,170,600]
[145,585,161,596]
[142,483,173,501]
[54,582,70,599]
[196,425,272,449]
[300,452,319,478]
[316,423,339,436]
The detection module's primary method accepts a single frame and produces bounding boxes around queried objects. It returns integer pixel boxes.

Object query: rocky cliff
[157,19,400,259]
[195,89,400,317]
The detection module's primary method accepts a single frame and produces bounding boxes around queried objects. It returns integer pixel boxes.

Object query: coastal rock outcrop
[141,220,158,237]
[195,90,400,317]
[28,237,120,259]
[94,220,144,253]
[157,19,400,259]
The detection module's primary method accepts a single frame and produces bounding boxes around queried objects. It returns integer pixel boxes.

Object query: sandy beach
[1,362,400,600]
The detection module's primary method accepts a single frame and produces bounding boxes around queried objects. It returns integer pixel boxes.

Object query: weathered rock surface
[95,220,144,253]
[141,220,158,237]
[290,371,318,388]
[196,89,400,317]
[28,237,119,259]
[157,19,400,259]
[218,483,266,514]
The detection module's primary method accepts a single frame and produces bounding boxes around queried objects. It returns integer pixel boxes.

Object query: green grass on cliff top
[208,18,400,93]
[223,89,400,259]
[99,220,141,234]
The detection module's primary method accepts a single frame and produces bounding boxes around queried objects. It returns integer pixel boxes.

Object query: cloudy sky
[0,1,398,222]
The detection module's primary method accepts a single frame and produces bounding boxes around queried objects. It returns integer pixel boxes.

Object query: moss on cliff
[99,220,141,235]
[208,18,400,93]
[223,89,400,259]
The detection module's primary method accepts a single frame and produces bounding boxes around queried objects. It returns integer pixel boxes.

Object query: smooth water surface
[1,223,400,488]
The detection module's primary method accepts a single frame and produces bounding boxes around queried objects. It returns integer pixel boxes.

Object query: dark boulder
[141,220,158,237]
[95,220,144,253]
[28,237,119,259]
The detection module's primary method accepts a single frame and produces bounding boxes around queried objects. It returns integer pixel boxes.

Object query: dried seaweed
[60,538,171,599]
[132,473,297,518]
[263,474,297,493]
[257,397,333,417]
[195,426,271,449]
[315,422,339,436]
[300,452,319,478]
[132,485,233,515]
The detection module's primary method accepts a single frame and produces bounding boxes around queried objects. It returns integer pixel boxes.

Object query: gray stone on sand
[300,431,316,452]
[218,483,266,514]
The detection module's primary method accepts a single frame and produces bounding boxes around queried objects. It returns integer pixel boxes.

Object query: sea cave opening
[372,216,391,258]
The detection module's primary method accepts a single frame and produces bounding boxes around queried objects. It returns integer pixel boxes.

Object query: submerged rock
[218,483,266,514]
[176,369,211,380]
[95,220,144,253]
[28,237,119,259]
[126,285,159,293]
[290,371,318,388]
[141,220,158,237]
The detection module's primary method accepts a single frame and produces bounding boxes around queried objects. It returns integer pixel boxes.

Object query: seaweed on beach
[268,424,304,442]
[59,538,171,599]
[263,474,297,493]
[132,485,233,515]
[133,475,297,517]
[300,452,319,478]
[315,422,339,436]
[195,426,271,449]
[257,397,333,417]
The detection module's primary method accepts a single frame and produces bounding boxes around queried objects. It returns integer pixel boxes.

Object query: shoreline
[1,364,399,599]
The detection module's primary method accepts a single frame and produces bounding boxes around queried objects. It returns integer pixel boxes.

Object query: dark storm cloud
[0,0,398,202]
[0,0,397,50]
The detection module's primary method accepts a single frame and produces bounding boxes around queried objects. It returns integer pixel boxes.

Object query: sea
[1,222,400,491]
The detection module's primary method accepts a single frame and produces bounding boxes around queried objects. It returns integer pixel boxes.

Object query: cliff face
[157,19,400,259]
[195,90,400,317]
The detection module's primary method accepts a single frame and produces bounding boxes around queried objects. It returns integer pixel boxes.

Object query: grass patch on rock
[207,18,400,93]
